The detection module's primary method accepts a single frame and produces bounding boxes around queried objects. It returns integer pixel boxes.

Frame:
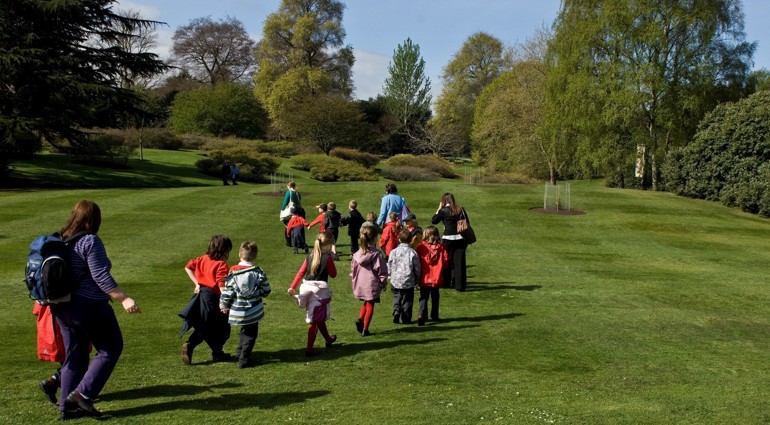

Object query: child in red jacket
[379,211,402,258]
[415,226,448,326]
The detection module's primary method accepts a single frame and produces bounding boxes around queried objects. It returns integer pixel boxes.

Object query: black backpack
[24,231,88,305]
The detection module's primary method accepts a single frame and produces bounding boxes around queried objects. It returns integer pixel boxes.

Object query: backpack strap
[62,231,90,244]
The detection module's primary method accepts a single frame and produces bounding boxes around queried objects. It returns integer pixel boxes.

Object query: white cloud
[352,49,390,100]
[114,0,160,20]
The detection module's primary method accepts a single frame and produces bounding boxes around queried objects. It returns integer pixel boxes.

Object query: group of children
[180,199,450,365]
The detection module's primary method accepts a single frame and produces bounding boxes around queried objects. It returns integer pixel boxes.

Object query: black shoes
[65,391,101,417]
[393,314,400,324]
[355,319,363,334]
[417,317,425,327]
[39,377,58,404]
[212,352,232,362]
[361,330,372,337]
[325,335,337,348]
[182,342,193,365]
[305,350,319,357]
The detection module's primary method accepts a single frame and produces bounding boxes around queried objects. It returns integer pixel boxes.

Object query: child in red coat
[379,211,402,257]
[415,226,448,326]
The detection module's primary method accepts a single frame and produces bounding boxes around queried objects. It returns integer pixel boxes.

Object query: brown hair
[358,225,378,254]
[287,181,296,189]
[60,200,101,238]
[385,183,398,194]
[310,232,334,276]
[238,241,258,262]
[441,192,462,216]
[207,235,233,261]
[398,229,411,244]
[423,226,440,244]
[366,211,377,222]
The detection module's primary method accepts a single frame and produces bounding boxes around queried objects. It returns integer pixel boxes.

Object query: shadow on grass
[465,282,542,292]
[107,390,330,418]
[101,382,239,401]
[440,312,525,324]
[259,337,449,363]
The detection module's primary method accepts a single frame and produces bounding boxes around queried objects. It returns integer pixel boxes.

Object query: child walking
[351,226,389,336]
[362,211,380,235]
[286,208,309,254]
[341,200,365,255]
[379,211,402,257]
[325,202,342,260]
[219,241,271,368]
[288,232,338,357]
[181,235,233,364]
[415,226,448,327]
[404,213,423,249]
[308,203,339,260]
[387,229,421,324]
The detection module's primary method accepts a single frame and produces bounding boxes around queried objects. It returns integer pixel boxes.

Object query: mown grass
[1,150,769,424]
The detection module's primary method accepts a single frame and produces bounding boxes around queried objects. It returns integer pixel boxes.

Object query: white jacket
[295,280,333,324]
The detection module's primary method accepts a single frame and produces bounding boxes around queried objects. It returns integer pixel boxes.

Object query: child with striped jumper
[220,241,271,368]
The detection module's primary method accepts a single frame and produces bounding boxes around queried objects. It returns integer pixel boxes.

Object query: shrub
[330,147,380,168]
[169,83,267,138]
[196,147,280,183]
[69,132,134,167]
[662,91,770,216]
[382,154,456,178]
[309,159,378,182]
[200,137,295,157]
[291,154,327,171]
[381,166,439,182]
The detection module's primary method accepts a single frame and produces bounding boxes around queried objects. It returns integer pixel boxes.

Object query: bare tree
[172,16,256,86]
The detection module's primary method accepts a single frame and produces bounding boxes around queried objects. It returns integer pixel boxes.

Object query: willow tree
[546,0,755,189]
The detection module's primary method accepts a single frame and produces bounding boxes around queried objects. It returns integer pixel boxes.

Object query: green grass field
[2,150,770,424]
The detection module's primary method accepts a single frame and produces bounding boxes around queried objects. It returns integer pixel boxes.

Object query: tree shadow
[439,312,525,324]
[107,390,330,418]
[465,282,542,292]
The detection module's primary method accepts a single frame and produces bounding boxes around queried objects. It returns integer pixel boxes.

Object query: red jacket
[379,221,399,256]
[307,213,326,233]
[415,241,448,287]
[286,215,309,235]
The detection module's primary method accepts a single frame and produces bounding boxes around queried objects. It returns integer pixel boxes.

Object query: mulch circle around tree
[529,207,587,216]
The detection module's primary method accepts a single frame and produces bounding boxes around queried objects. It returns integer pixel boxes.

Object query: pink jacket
[350,246,389,300]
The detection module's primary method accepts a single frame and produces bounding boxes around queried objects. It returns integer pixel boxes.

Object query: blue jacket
[378,193,404,226]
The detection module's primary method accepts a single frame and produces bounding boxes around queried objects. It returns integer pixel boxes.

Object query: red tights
[306,321,332,353]
[358,301,375,332]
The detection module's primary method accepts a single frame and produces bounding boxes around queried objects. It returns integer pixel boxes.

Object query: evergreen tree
[382,38,432,135]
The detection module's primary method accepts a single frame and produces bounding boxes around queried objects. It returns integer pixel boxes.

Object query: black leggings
[442,239,467,291]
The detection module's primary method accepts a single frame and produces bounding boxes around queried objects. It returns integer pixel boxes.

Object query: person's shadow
[465,281,542,292]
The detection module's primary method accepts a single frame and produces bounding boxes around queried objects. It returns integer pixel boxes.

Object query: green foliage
[662,91,770,216]
[381,166,440,182]
[200,137,295,157]
[121,128,184,150]
[546,0,755,189]
[382,154,456,178]
[196,147,280,183]
[68,132,135,168]
[169,83,266,138]
[329,147,380,168]
[433,32,511,155]
[291,153,376,181]
[382,38,432,133]
[0,0,167,147]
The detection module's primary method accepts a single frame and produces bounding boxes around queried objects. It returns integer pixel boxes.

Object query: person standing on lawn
[377,183,406,227]
[351,226,389,336]
[280,181,302,246]
[432,192,470,292]
[388,229,421,324]
[415,226,448,326]
[340,200,365,255]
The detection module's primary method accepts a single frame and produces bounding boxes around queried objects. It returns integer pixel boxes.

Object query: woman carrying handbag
[431,192,473,292]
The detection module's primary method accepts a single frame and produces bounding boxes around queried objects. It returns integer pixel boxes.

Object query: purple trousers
[52,296,123,412]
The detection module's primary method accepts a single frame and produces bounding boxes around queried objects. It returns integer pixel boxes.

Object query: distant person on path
[377,183,406,226]
[180,235,233,365]
[50,200,141,419]
[416,226,448,326]
[388,229,421,324]
[219,241,271,368]
[289,232,338,357]
[432,192,470,292]
[221,161,230,186]
[280,181,302,246]
[351,226,389,336]
[340,200,365,255]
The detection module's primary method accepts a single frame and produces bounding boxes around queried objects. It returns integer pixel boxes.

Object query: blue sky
[120,0,770,100]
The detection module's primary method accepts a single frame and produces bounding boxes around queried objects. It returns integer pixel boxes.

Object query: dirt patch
[529,207,586,216]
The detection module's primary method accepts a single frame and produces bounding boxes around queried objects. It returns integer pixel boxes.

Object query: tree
[168,83,266,138]
[433,32,511,154]
[172,16,256,86]
[254,0,354,103]
[0,0,167,160]
[381,38,432,153]
[547,0,756,190]
[749,68,770,93]
[278,94,365,154]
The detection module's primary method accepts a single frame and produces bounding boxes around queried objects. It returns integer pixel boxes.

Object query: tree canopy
[171,16,256,86]
[0,0,167,152]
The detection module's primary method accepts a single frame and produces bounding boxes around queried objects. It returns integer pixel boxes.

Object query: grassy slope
[1,151,769,424]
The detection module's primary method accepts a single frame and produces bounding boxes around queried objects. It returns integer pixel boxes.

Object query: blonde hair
[310,232,334,276]
[366,211,376,222]
[423,226,440,244]
[358,225,378,254]
[388,211,404,234]
[349,200,357,210]
[328,201,336,211]
[239,241,258,262]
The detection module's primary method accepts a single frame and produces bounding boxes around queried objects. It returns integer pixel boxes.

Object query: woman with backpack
[50,200,140,419]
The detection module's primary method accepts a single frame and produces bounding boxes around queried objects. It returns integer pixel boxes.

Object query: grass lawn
[1,151,770,424]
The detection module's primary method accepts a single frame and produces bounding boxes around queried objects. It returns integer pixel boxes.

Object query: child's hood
[352,248,376,267]
[422,243,443,265]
